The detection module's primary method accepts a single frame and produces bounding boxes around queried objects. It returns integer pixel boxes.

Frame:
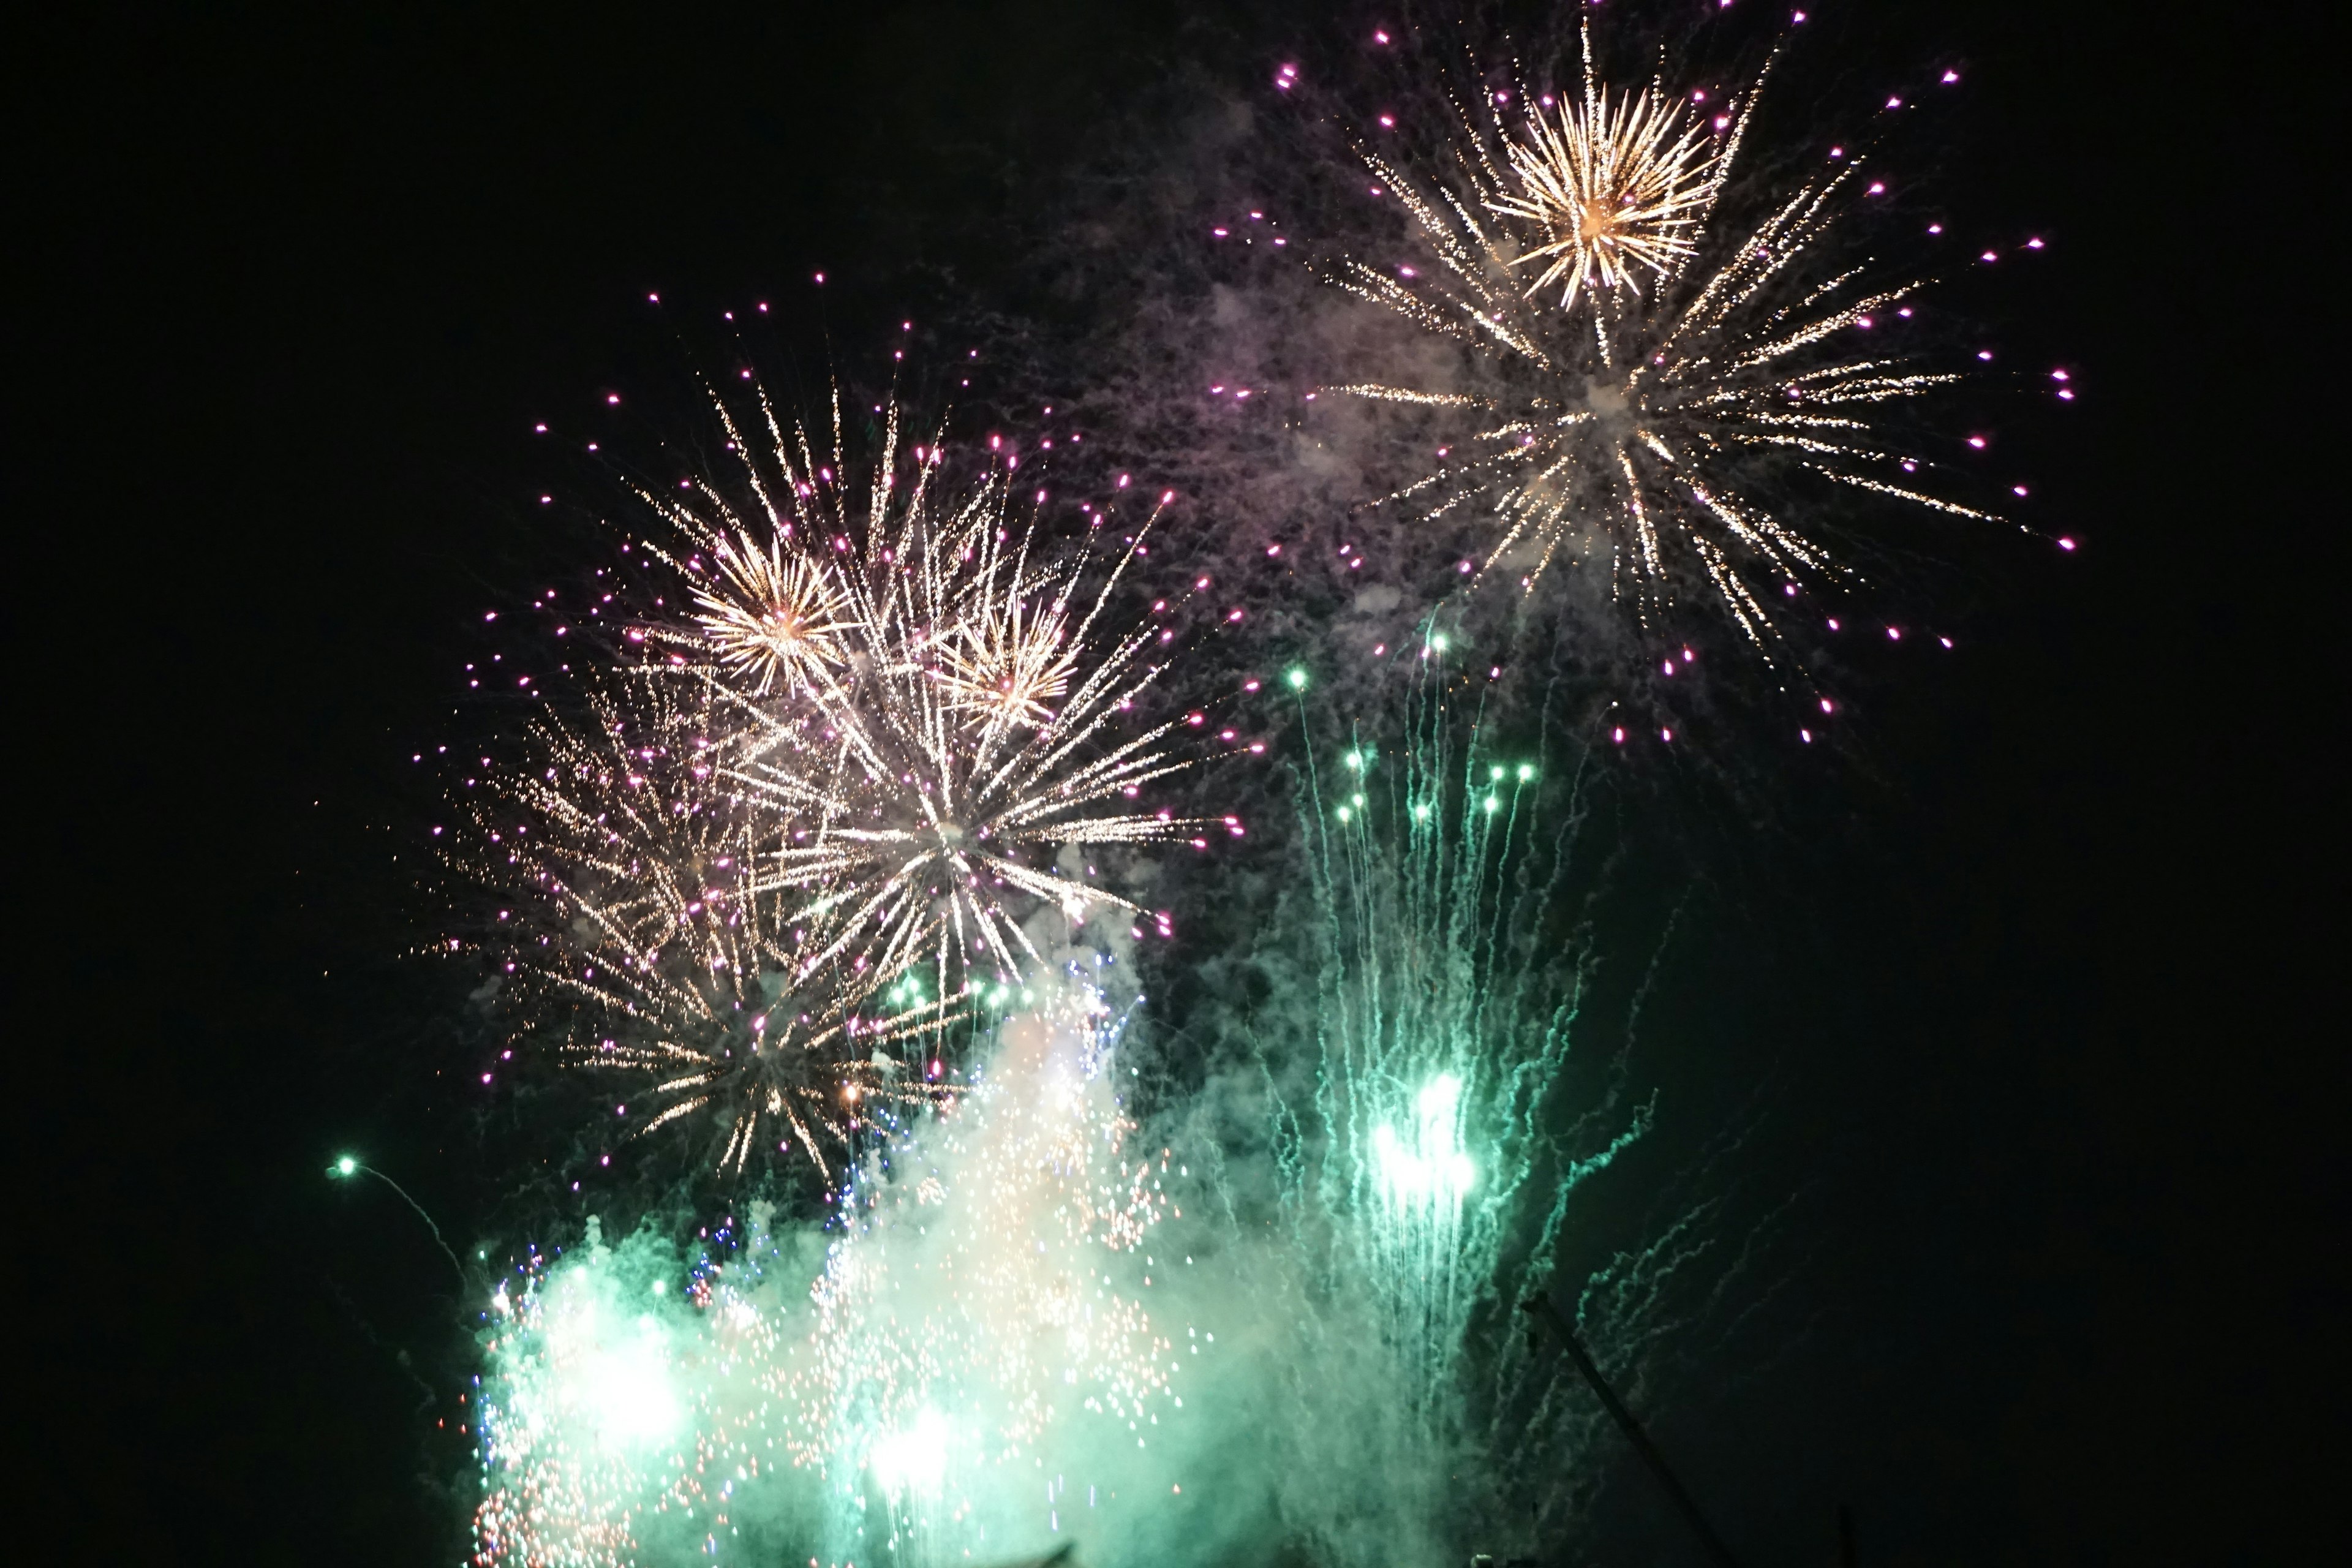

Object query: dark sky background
[22,2,2332,1564]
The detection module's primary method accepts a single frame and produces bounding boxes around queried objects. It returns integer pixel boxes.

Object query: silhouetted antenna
[1521,1294,1740,1568]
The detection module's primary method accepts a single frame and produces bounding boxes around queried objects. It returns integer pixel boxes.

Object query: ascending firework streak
[1332,17,2002,652]
[1296,635,1644,1430]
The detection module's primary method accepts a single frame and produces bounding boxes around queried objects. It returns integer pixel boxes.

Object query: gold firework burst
[1335,20,2001,652]
[1488,76,1716,308]
[713,408,1207,998]
[466,674,956,1176]
[932,584,1077,732]
[686,532,853,697]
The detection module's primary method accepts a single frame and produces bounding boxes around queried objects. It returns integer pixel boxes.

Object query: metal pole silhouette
[1521,1295,1739,1568]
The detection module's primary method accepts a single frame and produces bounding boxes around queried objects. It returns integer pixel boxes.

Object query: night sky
[24,3,2331,1564]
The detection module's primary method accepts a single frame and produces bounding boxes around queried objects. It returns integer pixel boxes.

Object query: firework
[471,1225,692,1568]
[457,378,1220,1175]
[679,532,854,699]
[1486,52,1719,309]
[469,990,1190,1568]
[1276,644,1646,1444]
[1335,18,2001,652]
[465,673,957,1178]
[790,984,1183,1565]
[642,393,1215,1006]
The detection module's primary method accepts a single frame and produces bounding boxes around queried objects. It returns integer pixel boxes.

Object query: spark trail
[1291,635,1647,1434]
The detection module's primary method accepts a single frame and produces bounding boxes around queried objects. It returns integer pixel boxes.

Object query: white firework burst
[1336,19,2004,653]
[469,674,956,1177]
[644,391,1213,1005]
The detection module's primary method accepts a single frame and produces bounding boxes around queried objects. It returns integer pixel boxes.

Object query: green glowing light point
[332,1155,358,1177]
[1482,796,1499,813]
[1344,751,1362,769]
[1336,805,1352,823]
[1517,763,1536,780]
[1286,668,1308,690]
[1490,766,1505,780]
[1430,634,1448,652]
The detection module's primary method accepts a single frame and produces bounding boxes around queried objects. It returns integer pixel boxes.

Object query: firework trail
[1329,13,2013,657]
[1288,639,1646,1436]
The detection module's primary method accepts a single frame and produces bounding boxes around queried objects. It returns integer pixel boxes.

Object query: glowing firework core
[1372,1074,1477,1217]
[1490,81,1717,307]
